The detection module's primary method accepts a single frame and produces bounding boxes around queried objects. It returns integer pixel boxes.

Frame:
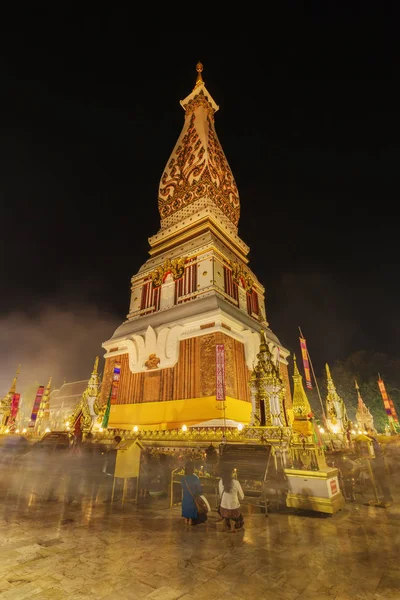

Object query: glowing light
[66,421,70,427]
[331,425,339,434]
[66,426,70,431]
[45,427,51,433]
[319,427,325,433]
[5,429,9,434]
[16,429,20,433]
[351,430,356,434]
[99,427,103,432]
[182,424,188,432]
[22,428,27,433]
[237,423,243,431]
[133,425,138,432]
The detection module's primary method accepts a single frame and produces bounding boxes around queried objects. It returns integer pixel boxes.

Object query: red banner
[216,344,225,401]
[378,377,399,422]
[110,361,121,404]
[299,337,313,389]
[29,385,44,426]
[10,393,20,420]
[7,393,21,430]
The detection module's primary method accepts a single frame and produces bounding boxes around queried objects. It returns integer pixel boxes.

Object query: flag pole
[298,326,328,428]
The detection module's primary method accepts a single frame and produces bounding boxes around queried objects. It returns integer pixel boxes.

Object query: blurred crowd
[0,432,218,506]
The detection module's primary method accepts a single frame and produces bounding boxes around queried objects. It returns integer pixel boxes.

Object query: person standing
[103,435,122,503]
[180,461,207,526]
[366,428,393,504]
[218,466,245,532]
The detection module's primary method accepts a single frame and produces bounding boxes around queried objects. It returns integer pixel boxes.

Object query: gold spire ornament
[355,379,376,433]
[0,365,21,428]
[292,355,312,421]
[9,364,21,395]
[194,61,204,89]
[70,356,103,432]
[36,376,52,433]
[325,363,349,434]
[249,330,285,427]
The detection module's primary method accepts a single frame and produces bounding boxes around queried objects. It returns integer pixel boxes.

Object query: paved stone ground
[1,476,400,600]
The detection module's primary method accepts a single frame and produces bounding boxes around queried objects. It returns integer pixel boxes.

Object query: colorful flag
[378,376,399,423]
[110,361,121,403]
[7,393,21,430]
[216,344,225,401]
[102,387,112,429]
[299,337,313,389]
[102,361,121,428]
[29,385,44,427]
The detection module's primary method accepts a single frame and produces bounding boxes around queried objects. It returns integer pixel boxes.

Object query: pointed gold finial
[259,329,268,353]
[325,363,332,381]
[194,61,204,89]
[92,356,99,375]
[45,376,52,392]
[9,364,21,394]
[355,379,359,391]
[293,354,300,377]
[291,353,312,426]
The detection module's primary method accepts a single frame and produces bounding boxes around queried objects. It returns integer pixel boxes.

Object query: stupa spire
[9,364,21,394]
[158,62,240,230]
[92,356,99,375]
[325,363,349,433]
[292,355,312,421]
[355,379,376,433]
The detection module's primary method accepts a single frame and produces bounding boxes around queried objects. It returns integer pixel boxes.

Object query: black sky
[0,6,399,390]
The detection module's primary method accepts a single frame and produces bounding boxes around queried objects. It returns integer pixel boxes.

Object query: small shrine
[325,364,349,436]
[35,377,52,435]
[0,366,20,432]
[249,330,288,427]
[355,380,376,433]
[284,356,345,514]
[69,357,103,435]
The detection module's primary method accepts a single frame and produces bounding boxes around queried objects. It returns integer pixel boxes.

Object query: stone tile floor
[1,485,400,599]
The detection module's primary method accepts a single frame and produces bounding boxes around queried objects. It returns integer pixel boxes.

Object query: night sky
[0,7,398,392]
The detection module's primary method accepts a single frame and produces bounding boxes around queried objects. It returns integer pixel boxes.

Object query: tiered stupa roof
[158,61,240,230]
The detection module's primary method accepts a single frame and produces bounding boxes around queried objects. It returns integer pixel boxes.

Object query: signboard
[216,344,225,402]
[29,385,44,426]
[330,479,338,495]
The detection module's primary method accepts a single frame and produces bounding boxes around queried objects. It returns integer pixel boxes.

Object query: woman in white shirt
[218,466,245,533]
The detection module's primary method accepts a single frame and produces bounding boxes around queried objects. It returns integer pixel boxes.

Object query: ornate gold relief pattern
[200,334,217,397]
[229,260,254,292]
[150,257,186,287]
[184,90,215,119]
[158,107,240,226]
[145,354,161,370]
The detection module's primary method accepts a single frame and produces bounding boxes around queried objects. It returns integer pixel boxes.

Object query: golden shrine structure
[99,63,293,433]
[0,366,20,432]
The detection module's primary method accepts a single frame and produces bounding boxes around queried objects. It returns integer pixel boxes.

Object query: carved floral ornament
[150,257,186,287]
[145,353,161,370]
[184,90,216,119]
[229,260,254,292]
[158,111,240,226]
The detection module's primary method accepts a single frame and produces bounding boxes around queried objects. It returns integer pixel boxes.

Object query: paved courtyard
[1,484,400,600]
